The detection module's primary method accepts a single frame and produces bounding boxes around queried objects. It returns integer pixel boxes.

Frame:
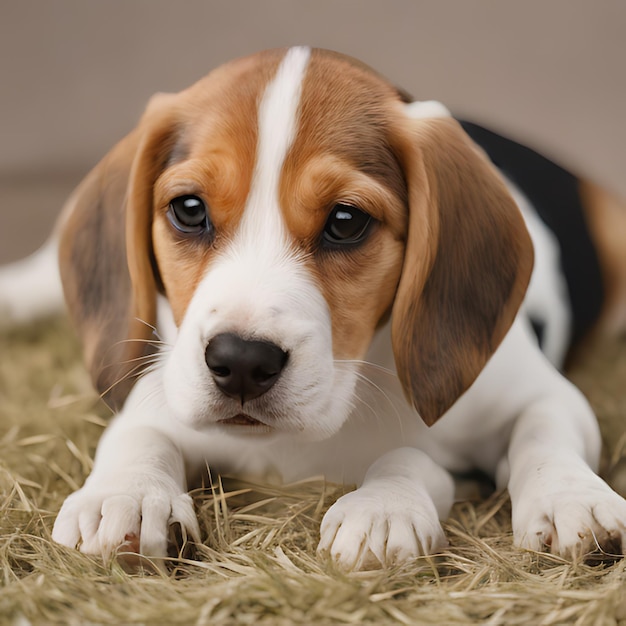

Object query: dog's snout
[205,333,289,402]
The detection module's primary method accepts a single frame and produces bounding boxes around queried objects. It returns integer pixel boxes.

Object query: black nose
[205,333,289,403]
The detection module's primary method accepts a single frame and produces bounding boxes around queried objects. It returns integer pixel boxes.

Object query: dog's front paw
[317,486,447,570]
[52,473,200,563]
[513,471,626,558]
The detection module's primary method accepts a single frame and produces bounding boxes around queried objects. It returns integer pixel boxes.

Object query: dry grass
[2,318,626,625]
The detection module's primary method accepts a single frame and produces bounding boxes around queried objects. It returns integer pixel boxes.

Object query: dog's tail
[0,236,65,326]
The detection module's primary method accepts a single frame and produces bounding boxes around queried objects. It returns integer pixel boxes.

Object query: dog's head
[59,47,533,438]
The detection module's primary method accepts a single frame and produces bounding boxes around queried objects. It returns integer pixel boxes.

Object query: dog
[2,46,626,570]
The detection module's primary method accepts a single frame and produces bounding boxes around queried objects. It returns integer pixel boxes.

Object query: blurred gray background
[1,0,624,263]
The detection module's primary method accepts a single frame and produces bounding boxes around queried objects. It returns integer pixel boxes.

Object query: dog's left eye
[322,204,373,247]
[167,195,210,234]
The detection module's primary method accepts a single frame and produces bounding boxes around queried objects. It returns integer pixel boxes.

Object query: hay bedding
[1,318,626,625]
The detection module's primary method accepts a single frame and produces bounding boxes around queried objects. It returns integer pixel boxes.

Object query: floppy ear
[58,93,179,409]
[391,111,534,426]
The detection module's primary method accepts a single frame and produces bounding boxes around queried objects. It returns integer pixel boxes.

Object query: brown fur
[59,125,149,409]
[389,116,534,425]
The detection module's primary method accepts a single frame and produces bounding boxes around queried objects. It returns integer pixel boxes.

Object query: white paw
[317,486,447,570]
[513,471,626,558]
[52,472,200,563]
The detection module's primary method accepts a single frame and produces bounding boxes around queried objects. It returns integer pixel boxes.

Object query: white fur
[506,177,572,367]
[404,100,451,119]
[1,47,618,569]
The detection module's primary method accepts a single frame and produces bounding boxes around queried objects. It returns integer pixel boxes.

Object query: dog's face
[58,47,533,438]
[155,48,407,439]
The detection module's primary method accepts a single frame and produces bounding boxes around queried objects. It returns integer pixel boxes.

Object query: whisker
[98,349,167,373]
[334,359,397,377]
[109,337,172,350]
[113,353,166,369]
[334,359,408,437]
[353,371,406,438]
[97,354,166,401]
[132,317,164,341]
[113,337,170,345]
[96,318,172,402]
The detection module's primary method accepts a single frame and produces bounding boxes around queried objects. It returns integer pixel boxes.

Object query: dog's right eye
[168,195,210,234]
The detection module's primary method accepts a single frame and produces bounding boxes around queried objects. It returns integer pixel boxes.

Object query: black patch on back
[459,120,604,344]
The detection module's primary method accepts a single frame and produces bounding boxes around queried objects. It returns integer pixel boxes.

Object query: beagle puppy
[2,47,626,570]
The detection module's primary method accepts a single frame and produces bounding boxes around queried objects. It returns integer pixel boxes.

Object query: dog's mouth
[219,413,262,426]
[217,413,273,434]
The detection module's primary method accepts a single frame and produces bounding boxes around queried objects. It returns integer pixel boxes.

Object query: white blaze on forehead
[238,46,311,245]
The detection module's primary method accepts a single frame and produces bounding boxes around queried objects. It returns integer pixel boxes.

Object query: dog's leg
[51,370,200,565]
[317,447,454,570]
[507,380,626,557]
[0,237,65,324]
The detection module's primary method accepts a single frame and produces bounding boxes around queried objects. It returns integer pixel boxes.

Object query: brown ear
[58,94,179,409]
[391,115,534,426]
